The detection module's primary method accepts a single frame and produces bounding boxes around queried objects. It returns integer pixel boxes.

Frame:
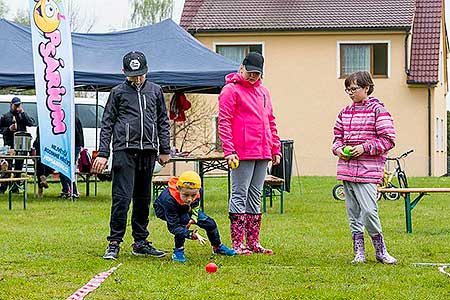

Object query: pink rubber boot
[229,213,252,255]
[245,214,273,255]
[351,232,366,264]
[371,233,397,264]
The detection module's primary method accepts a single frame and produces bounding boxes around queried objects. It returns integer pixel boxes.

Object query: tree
[13,9,30,26]
[129,0,173,27]
[0,0,8,18]
[11,0,95,32]
[169,94,218,155]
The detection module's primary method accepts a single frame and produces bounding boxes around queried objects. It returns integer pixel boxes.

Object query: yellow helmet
[177,171,201,189]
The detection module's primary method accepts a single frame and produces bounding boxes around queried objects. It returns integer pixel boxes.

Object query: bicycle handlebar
[387,149,414,161]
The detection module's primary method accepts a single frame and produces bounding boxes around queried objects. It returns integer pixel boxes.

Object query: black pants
[107,149,157,243]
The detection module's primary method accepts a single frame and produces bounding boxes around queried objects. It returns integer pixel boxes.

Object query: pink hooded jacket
[332,97,396,184]
[218,72,281,160]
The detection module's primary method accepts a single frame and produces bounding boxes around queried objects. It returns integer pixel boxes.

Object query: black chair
[262,140,293,214]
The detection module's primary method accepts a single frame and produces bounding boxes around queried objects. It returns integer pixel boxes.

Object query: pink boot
[229,213,252,255]
[245,214,273,255]
[351,232,366,264]
[371,233,397,264]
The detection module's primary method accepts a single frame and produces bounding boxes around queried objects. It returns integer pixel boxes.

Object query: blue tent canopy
[0,19,239,93]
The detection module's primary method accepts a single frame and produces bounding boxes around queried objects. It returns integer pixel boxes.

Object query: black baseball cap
[243,52,264,74]
[11,97,21,105]
[123,51,148,76]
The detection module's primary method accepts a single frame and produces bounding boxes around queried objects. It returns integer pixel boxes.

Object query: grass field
[1,176,450,299]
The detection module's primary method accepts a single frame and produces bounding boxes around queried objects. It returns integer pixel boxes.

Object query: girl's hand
[272,154,281,166]
[350,145,364,157]
[337,147,350,161]
[225,154,239,167]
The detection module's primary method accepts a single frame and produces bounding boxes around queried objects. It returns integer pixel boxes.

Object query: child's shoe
[371,233,397,264]
[172,247,186,263]
[103,241,120,260]
[213,244,237,256]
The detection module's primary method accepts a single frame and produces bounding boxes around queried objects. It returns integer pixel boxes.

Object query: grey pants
[343,181,382,235]
[229,160,269,214]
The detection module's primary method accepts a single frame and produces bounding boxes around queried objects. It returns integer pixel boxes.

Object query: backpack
[78,148,92,173]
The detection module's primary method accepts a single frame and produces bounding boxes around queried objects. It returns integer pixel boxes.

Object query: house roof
[180,0,415,32]
[407,0,443,84]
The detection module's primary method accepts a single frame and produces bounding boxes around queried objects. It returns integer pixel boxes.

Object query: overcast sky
[3,0,185,32]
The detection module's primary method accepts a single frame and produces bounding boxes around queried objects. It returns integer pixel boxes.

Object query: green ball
[343,146,352,156]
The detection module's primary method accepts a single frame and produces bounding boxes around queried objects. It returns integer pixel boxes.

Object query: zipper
[125,123,129,148]
[137,87,144,150]
[143,94,147,110]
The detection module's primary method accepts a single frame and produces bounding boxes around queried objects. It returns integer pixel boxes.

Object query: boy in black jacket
[153,171,236,263]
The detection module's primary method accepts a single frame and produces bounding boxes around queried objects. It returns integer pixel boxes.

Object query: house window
[340,43,388,78]
[216,44,263,64]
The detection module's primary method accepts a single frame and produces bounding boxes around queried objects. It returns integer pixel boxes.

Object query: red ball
[205,262,218,273]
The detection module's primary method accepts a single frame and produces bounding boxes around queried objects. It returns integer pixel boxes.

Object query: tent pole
[172,121,176,176]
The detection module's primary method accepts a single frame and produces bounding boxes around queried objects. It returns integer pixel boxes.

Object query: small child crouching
[153,171,236,263]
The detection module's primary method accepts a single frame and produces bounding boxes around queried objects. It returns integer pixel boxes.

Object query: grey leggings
[229,160,269,214]
[343,181,382,235]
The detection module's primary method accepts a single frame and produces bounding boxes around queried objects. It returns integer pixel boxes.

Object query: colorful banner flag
[28,0,75,181]
[66,264,122,300]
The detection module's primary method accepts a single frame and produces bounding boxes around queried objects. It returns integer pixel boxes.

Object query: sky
[3,0,185,32]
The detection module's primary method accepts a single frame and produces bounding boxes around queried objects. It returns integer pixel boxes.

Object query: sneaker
[72,193,80,199]
[132,240,165,257]
[172,247,186,263]
[58,192,71,199]
[213,244,237,256]
[103,241,120,260]
[39,175,49,188]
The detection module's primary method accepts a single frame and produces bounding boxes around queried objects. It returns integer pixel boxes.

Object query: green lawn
[1,176,450,299]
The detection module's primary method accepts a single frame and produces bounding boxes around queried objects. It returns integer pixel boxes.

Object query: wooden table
[378,187,450,233]
[0,155,39,198]
[170,154,230,211]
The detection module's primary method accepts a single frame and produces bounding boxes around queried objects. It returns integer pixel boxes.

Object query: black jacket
[75,116,84,148]
[0,110,35,147]
[98,79,170,158]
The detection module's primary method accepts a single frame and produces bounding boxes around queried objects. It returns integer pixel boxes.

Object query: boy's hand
[191,230,206,245]
[186,219,196,229]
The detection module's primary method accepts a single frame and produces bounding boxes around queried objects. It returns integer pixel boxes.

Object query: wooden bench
[0,177,28,210]
[263,175,285,214]
[151,176,171,204]
[378,187,450,233]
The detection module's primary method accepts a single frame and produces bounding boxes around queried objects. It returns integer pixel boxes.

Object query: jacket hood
[225,72,261,88]
[168,177,186,206]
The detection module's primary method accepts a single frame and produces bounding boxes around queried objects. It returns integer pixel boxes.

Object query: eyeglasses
[345,86,362,94]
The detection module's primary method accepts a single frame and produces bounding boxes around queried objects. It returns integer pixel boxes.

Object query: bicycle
[332,149,413,201]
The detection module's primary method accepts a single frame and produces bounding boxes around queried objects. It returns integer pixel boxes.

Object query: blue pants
[174,211,221,249]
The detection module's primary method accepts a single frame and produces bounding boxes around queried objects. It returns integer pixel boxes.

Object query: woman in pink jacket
[218,52,281,255]
[332,71,397,264]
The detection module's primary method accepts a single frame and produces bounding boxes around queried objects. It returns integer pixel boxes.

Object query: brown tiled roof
[407,0,442,84]
[180,0,415,32]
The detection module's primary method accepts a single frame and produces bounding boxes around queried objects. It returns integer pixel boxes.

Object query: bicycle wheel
[383,183,400,201]
[332,184,345,201]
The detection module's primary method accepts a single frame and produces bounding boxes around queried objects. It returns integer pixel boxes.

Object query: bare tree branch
[129,0,173,27]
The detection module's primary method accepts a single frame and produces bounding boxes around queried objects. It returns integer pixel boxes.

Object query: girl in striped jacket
[332,71,397,265]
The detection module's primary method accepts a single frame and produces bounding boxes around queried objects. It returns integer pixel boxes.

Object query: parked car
[0,95,107,173]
